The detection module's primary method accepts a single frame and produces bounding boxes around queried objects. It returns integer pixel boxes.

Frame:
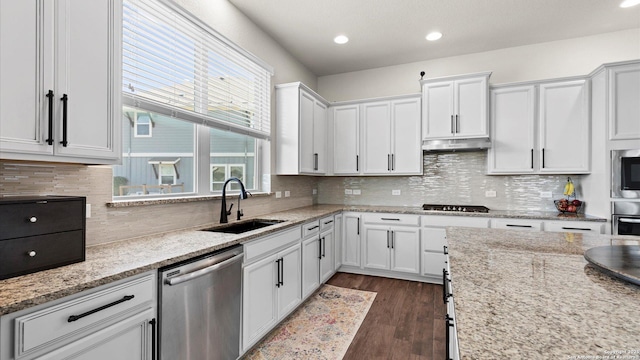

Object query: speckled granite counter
[0,204,607,317]
[446,227,640,359]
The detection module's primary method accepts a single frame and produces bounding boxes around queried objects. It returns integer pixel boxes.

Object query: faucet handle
[237,208,244,221]
[226,203,234,216]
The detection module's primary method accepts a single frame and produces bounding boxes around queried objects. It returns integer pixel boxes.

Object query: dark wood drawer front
[0,230,85,280]
[0,199,84,240]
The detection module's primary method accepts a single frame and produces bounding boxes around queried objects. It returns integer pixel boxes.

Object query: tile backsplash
[318,151,586,212]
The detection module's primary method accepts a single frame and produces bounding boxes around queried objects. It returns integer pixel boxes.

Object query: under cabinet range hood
[422,138,491,151]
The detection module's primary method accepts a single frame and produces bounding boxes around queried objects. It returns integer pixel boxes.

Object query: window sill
[106,192,271,208]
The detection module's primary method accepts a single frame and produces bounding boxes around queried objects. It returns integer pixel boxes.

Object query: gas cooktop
[422,204,490,213]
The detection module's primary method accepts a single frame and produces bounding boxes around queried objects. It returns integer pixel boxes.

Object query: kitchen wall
[317,151,587,212]
[317,28,640,101]
[0,0,320,246]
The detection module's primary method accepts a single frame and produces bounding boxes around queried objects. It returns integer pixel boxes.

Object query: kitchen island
[446,227,640,359]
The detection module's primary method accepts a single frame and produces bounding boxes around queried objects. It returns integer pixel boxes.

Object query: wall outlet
[485,190,497,198]
[392,189,401,196]
[353,189,361,195]
[86,204,91,218]
[275,191,282,198]
[284,190,290,197]
[312,188,317,195]
[345,189,353,195]
[540,191,553,198]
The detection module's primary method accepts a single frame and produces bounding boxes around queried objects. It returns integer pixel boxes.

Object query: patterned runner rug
[245,284,377,360]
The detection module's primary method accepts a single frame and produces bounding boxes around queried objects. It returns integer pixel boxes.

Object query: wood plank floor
[326,273,446,360]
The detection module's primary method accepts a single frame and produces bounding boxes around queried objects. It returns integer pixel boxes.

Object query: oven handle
[165,253,243,286]
[619,218,640,224]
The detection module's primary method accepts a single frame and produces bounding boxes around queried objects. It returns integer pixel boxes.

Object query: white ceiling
[228,0,640,76]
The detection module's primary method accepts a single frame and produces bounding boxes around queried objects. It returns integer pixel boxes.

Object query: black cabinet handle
[60,94,68,147]
[280,258,284,286]
[506,224,533,228]
[314,153,318,171]
[318,237,323,259]
[381,217,400,221]
[46,90,54,145]
[561,227,591,231]
[68,295,135,322]
[322,237,326,257]
[445,314,455,360]
[275,259,281,288]
[356,155,359,172]
[531,149,534,169]
[149,318,157,360]
[387,154,391,171]
[357,218,360,235]
[391,154,395,171]
[391,231,394,249]
[450,115,454,134]
[443,245,448,255]
[324,220,333,225]
[307,225,319,231]
[386,230,390,248]
[455,114,459,134]
[542,148,545,168]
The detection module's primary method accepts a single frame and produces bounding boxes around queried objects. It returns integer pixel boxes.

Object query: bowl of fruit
[554,177,582,213]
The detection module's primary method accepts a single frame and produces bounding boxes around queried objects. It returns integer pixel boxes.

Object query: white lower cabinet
[421,228,448,278]
[302,235,321,299]
[0,272,156,360]
[544,220,604,234]
[342,213,361,267]
[362,224,420,274]
[334,214,343,270]
[319,219,336,283]
[242,241,301,352]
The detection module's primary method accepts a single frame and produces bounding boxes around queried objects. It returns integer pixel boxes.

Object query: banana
[563,178,575,197]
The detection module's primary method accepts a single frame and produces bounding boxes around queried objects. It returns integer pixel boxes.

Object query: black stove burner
[422,204,490,213]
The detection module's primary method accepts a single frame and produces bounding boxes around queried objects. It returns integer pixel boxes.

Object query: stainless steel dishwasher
[159,245,243,360]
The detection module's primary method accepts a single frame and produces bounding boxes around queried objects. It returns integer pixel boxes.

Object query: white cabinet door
[242,253,278,349]
[538,80,590,173]
[35,309,152,360]
[362,102,392,174]
[52,0,121,162]
[0,0,54,156]
[320,229,335,283]
[391,98,422,174]
[363,226,390,270]
[299,90,316,173]
[342,213,361,267]
[421,227,448,253]
[422,81,455,139]
[313,100,327,174]
[301,236,320,299]
[487,85,536,174]
[334,214,343,270]
[0,0,121,164]
[332,105,360,174]
[389,228,420,274]
[277,244,302,317]
[609,63,640,140]
[455,76,488,138]
[422,252,448,278]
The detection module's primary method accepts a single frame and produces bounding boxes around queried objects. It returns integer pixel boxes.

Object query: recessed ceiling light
[620,0,640,7]
[334,35,349,44]
[426,32,443,41]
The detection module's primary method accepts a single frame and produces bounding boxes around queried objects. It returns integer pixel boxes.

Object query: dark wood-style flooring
[327,273,446,360]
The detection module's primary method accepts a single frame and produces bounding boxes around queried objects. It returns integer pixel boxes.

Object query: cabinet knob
[29,216,37,223]
[28,251,37,257]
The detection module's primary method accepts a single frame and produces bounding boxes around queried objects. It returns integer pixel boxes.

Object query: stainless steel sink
[201,219,285,234]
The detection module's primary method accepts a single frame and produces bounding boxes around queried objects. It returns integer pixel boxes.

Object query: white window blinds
[122,0,273,140]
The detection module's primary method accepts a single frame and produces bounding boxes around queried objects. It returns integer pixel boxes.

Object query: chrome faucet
[220,177,249,223]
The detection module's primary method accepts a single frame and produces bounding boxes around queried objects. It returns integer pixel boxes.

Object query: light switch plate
[353,189,361,195]
[312,189,317,195]
[275,191,282,198]
[485,190,497,198]
[345,189,353,195]
[284,191,290,197]
[392,189,401,195]
[540,191,552,198]
[86,204,91,218]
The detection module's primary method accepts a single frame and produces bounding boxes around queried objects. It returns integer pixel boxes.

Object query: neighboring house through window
[134,113,152,137]
[211,164,246,192]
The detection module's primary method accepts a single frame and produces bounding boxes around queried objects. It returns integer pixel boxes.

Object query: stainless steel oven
[612,202,640,236]
[612,149,640,199]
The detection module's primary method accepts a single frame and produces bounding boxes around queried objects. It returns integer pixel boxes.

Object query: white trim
[210,152,255,157]
[123,153,194,157]
[133,113,152,138]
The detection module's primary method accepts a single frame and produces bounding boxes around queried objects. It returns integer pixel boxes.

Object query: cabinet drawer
[320,216,335,231]
[422,252,447,278]
[15,273,154,356]
[362,213,420,226]
[0,230,84,280]
[302,220,321,238]
[0,199,84,240]
[422,228,447,253]
[244,226,301,263]
[422,215,490,228]
[492,218,543,231]
[544,221,604,234]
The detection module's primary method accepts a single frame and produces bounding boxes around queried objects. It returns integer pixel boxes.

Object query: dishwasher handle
[165,252,244,286]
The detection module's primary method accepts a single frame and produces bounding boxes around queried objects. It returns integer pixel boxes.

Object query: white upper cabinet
[487,85,537,174]
[0,0,122,165]
[276,83,328,175]
[421,72,490,140]
[332,104,360,174]
[538,79,590,173]
[361,96,422,175]
[608,62,640,141]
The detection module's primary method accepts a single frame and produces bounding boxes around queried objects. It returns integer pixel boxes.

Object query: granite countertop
[446,227,640,359]
[0,204,607,317]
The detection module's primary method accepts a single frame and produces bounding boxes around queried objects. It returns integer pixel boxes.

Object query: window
[134,113,152,137]
[115,0,272,199]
